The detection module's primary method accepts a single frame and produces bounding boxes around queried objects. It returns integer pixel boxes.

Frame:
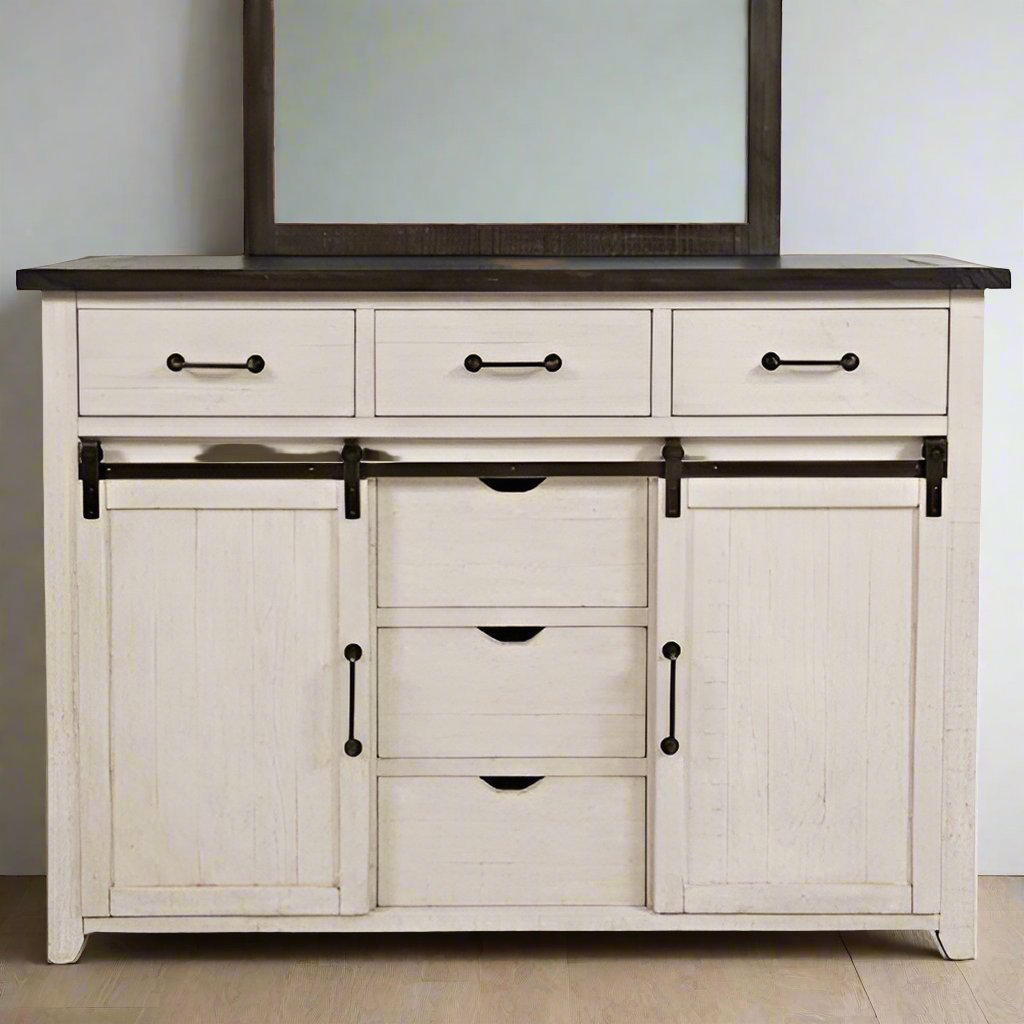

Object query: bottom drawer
[378,776,646,907]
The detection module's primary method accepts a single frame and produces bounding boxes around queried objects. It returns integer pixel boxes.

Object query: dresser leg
[48,924,87,965]
[935,926,975,961]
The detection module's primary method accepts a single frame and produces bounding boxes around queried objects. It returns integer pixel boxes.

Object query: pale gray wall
[1,0,1021,874]
[0,0,243,873]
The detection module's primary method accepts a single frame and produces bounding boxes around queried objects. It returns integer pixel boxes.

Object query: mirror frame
[243,0,781,257]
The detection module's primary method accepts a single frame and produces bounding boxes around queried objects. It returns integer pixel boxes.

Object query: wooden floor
[0,877,1021,1024]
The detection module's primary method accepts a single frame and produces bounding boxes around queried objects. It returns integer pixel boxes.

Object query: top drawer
[375,310,651,416]
[672,308,948,415]
[78,309,356,416]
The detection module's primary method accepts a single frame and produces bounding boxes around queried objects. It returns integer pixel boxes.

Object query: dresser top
[16,254,1009,293]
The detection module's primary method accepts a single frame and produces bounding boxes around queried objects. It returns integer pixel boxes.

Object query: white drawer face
[378,626,647,757]
[378,776,646,906]
[78,309,356,416]
[376,478,649,608]
[375,309,652,416]
[672,308,948,415]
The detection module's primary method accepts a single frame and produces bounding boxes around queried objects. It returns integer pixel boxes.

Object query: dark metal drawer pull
[477,626,545,643]
[167,352,266,374]
[761,351,859,372]
[480,776,544,791]
[464,353,562,373]
[344,643,363,757]
[661,641,681,756]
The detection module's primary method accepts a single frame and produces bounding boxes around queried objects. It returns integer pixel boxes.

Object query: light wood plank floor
[0,877,1020,1023]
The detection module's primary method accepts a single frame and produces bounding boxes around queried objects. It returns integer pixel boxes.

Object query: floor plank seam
[839,931,882,1024]
[955,960,996,1024]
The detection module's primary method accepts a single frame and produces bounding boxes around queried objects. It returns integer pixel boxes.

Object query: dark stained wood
[241,0,783,257]
[243,0,274,254]
[16,254,1011,293]
[745,0,782,254]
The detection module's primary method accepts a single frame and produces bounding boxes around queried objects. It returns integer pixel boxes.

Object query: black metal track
[78,439,947,521]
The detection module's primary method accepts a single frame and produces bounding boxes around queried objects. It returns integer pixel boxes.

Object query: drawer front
[672,308,948,415]
[378,776,646,906]
[375,310,652,416]
[376,478,649,608]
[78,309,356,416]
[378,626,647,757]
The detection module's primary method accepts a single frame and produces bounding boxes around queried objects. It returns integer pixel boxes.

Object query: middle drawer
[375,309,652,416]
[378,626,647,758]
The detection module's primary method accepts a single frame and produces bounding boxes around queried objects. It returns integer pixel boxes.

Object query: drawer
[78,309,356,416]
[376,478,649,608]
[378,776,646,906]
[672,308,948,415]
[375,309,651,416]
[378,626,646,757]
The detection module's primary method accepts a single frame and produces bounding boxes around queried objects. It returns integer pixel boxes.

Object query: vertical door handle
[344,643,363,757]
[661,641,681,755]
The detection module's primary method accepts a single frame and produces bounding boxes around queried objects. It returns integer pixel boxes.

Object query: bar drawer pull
[167,352,266,374]
[464,353,562,373]
[480,776,544,791]
[344,643,363,757]
[761,351,859,372]
[661,641,681,756]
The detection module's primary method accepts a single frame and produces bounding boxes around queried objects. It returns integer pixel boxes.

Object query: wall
[783,0,1024,874]
[0,0,243,873]
[0,0,1020,873]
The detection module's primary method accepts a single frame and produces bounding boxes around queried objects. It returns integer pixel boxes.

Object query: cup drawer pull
[480,776,545,792]
[477,626,545,643]
[167,352,266,374]
[479,477,546,493]
[761,351,860,372]
[464,353,562,373]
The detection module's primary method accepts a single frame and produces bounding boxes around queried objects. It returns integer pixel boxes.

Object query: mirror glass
[274,0,748,225]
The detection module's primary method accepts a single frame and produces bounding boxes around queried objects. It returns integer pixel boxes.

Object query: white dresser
[17,254,1009,963]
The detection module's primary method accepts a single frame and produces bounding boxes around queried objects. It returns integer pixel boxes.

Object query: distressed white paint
[378,776,646,907]
[378,626,646,757]
[37,289,986,953]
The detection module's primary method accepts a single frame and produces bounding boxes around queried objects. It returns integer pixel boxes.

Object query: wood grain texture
[684,480,920,913]
[16,254,1011,293]
[672,308,949,415]
[40,295,86,964]
[12,875,1023,1022]
[78,309,355,416]
[101,491,341,912]
[376,478,648,608]
[938,293,985,959]
[377,627,646,757]
[374,309,652,417]
[378,777,646,907]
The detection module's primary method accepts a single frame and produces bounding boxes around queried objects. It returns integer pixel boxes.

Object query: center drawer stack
[373,309,652,908]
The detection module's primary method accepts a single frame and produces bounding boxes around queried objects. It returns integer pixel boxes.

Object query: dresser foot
[935,927,975,961]
[48,927,87,965]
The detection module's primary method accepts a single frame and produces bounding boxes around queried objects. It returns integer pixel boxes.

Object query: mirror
[244,0,781,256]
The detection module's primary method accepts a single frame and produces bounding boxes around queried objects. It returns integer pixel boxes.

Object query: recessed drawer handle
[343,643,363,757]
[480,776,544,791]
[761,351,860,372]
[479,477,546,493]
[464,353,562,373]
[167,352,266,374]
[477,626,545,643]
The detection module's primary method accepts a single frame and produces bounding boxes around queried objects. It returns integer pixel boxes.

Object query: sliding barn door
[653,477,944,916]
[76,479,371,918]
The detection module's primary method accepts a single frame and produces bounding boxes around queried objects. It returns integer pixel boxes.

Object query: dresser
[16,254,1010,964]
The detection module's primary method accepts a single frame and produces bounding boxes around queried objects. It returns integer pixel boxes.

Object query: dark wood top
[16,254,1010,293]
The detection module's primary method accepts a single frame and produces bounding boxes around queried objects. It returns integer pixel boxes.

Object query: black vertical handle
[344,643,363,757]
[660,641,681,755]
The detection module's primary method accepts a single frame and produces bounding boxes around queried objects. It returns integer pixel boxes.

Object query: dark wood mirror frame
[243,0,781,257]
